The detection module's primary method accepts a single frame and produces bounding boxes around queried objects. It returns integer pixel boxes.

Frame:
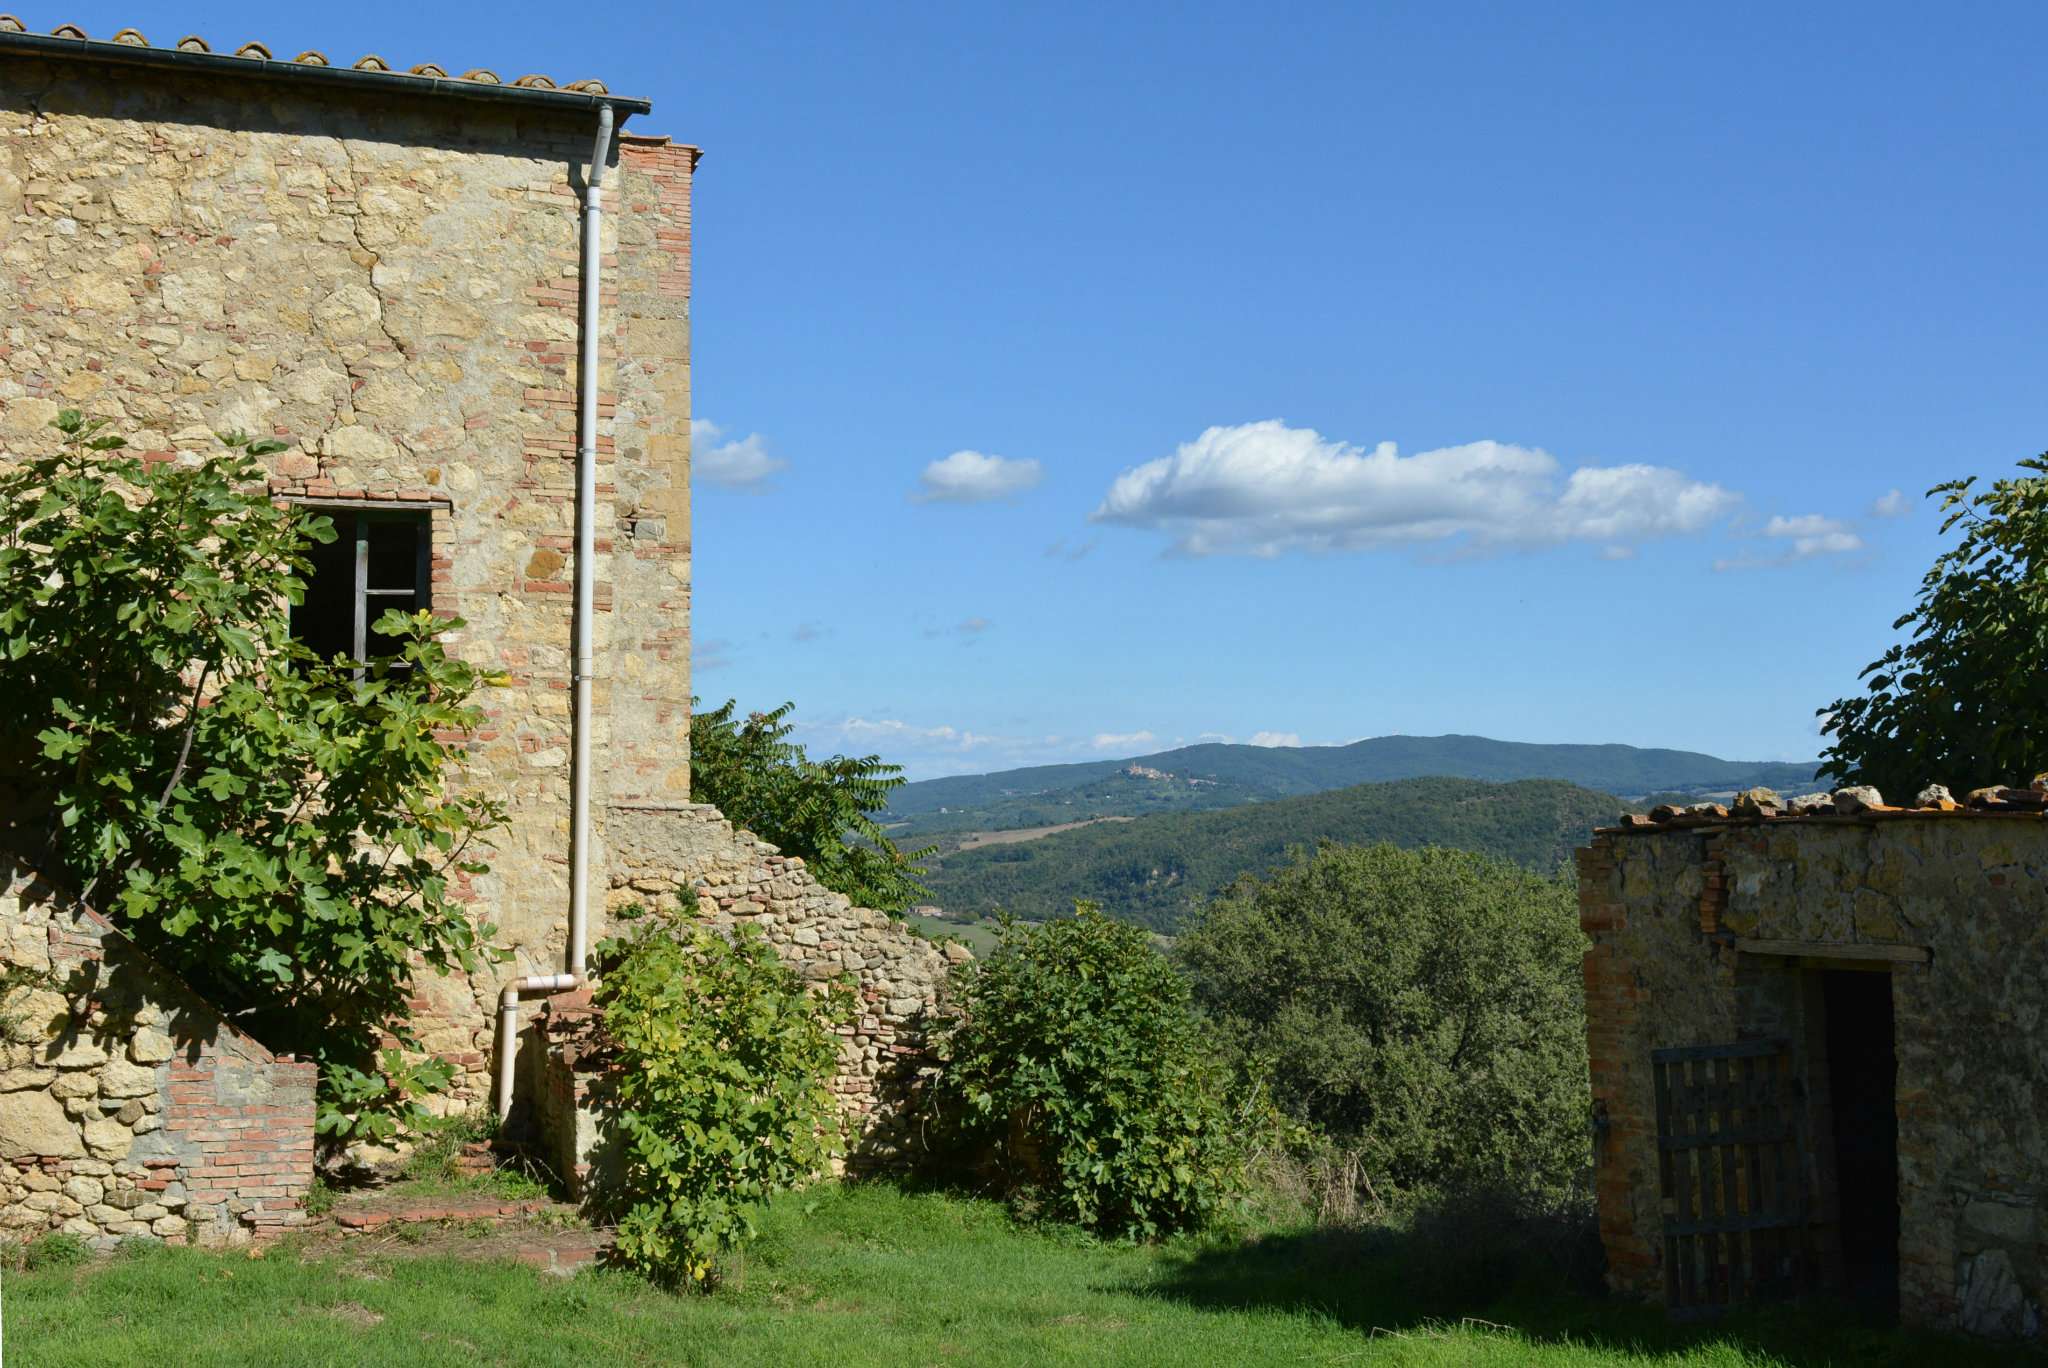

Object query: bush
[0,413,505,1143]
[1178,842,1589,1200]
[593,903,853,1287]
[928,904,1251,1239]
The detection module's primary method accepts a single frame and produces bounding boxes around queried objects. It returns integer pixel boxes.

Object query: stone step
[330,1196,575,1230]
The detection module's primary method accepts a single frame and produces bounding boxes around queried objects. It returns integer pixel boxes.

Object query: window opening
[288,508,431,669]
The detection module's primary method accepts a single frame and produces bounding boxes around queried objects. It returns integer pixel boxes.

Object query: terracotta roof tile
[0,16,624,99]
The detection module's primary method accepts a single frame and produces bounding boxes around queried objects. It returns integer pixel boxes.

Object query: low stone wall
[0,860,315,1247]
[524,802,962,1191]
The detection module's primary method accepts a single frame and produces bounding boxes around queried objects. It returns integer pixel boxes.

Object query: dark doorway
[1822,970,1899,1313]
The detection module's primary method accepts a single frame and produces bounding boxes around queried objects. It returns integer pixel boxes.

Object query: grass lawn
[2,1183,2032,1367]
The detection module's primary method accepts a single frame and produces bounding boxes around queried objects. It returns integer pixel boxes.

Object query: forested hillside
[918,776,1620,931]
[886,734,1812,836]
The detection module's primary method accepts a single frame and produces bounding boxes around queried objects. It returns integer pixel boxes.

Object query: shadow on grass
[1138,1223,2042,1367]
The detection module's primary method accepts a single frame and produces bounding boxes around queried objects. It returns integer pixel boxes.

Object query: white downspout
[494,102,617,1124]
[567,100,613,988]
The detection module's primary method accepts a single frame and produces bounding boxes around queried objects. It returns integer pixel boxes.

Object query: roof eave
[0,31,652,117]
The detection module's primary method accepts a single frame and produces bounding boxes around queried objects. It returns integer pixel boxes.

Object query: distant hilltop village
[1122,764,1215,784]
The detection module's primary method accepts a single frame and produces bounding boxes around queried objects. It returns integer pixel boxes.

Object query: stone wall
[0,43,694,1103]
[1579,802,2048,1338]
[523,804,963,1193]
[1,860,316,1247]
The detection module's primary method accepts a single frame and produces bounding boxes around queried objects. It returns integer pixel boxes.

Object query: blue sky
[57,3,2048,777]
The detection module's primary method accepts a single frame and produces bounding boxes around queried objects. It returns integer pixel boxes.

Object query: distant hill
[884,734,1815,838]
[917,776,1621,933]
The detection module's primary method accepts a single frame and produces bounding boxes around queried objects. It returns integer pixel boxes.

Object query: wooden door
[1652,1039,1810,1314]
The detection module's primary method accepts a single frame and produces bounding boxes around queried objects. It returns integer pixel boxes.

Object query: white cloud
[1871,488,1910,518]
[832,718,999,750]
[693,419,786,490]
[794,715,1079,779]
[1248,731,1302,748]
[1713,513,1865,571]
[916,450,1043,504]
[1764,514,1863,558]
[790,622,827,644]
[1091,420,1737,557]
[1092,730,1157,751]
[695,637,734,672]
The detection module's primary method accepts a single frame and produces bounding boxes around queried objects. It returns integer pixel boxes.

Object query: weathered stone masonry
[0,28,695,1106]
[1,860,316,1246]
[1580,795,2048,1338]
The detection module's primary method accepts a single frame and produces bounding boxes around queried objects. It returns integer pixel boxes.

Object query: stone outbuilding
[1578,785,2048,1338]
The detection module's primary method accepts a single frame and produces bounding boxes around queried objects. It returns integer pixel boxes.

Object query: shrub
[593,903,853,1287]
[0,413,506,1143]
[1177,842,1589,1200]
[928,904,1251,1239]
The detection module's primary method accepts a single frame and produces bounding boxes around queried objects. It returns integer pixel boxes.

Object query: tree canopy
[1821,458,2048,796]
[1177,842,1588,1199]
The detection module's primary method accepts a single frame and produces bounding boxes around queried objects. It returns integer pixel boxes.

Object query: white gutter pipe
[568,99,614,987]
[494,102,617,1124]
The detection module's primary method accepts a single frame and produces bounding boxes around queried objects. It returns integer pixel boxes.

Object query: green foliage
[0,413,506,1141]
[921,777,1619,931]
[1177,842,1589,1200]
[593,903,853,1287]
[316,1051,460,1147]
[17,1232,91,1271]
[928,904,1252,1239]
[1821,460,2048,795]
[689,698,933,912]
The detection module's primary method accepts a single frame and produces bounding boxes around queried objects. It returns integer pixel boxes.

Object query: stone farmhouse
[1579,786,2048,1340]
[0,20,949,1244]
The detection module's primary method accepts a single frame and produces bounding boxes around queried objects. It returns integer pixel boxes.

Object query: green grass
[904,912,1006,956]
[1,1183,2028,1367]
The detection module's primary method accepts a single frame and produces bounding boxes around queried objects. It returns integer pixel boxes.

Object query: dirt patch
[953,816,1133,850]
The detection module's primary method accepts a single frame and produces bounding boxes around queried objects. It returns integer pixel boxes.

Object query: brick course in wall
[0,860,316,1246]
